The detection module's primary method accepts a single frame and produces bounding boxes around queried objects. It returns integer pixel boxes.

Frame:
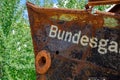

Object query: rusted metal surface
[26,2,120,80]
[35,50,51,75]
[88,0,120,6]
[95,10,120,19]
[108,4,120,13]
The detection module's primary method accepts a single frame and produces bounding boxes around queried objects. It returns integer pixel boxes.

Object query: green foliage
[0,0,20,36]
[58,0,87,9]
[1,21,36,80]
[0,0,36,80]
[94,5,111,11]
[43,0,54,7]
[28,0,54,7]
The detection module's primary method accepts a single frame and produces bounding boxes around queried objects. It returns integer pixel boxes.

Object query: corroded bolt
[35,50,51,74]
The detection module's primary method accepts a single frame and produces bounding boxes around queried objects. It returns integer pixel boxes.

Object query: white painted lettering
[48,25,119,54]
[80,35,89,46]
[49,25,58,38]
[108,41,118,53]
[98,39,109,54]
[64,32,72,42]
[72,31,81,44]
[89,37,98,48]
[57,30,65,40]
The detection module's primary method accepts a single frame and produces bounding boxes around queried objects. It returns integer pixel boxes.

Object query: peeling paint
[104,17,118,28]
[59,14,77,21]
[50,16,58,20]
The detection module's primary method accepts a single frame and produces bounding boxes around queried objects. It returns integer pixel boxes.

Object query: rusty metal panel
[88,0,120,6]
[26,2,120,80]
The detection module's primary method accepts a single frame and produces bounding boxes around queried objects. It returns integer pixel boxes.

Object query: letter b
[49,25,58,38]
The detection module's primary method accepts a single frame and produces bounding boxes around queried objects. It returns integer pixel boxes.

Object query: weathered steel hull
[27,2,120,80]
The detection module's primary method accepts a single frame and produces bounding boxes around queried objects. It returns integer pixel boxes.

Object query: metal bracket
[85,0,120,15]
[87,0,120,6]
